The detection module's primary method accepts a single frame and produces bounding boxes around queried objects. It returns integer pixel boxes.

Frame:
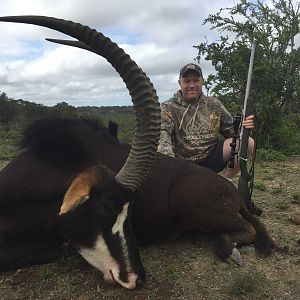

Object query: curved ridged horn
[46,38,93,51]
[0,16,161,191]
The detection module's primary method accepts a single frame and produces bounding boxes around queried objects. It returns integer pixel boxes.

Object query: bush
[256,148,286,162]
[0,127,21,160]
[0,143,18,160]
[267,115,300,155]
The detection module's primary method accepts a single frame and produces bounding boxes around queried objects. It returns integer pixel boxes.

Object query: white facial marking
[78,235,117,279]
[78,203,139,289]
[111,203,132,278]
[112,202,129,236]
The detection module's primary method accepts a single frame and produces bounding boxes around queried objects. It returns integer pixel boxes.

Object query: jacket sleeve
[219,101,234,139]
[157,103,176,157]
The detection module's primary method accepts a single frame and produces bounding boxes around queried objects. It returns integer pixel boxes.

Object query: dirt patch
[1,158,300,299]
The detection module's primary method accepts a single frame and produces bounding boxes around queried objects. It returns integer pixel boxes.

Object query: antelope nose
[135,277,145,288]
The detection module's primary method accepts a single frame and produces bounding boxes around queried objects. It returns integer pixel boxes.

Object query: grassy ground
[0,157,299,300]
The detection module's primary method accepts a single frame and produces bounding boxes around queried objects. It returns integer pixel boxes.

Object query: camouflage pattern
[158,91,233,162]
[179,63,202,78]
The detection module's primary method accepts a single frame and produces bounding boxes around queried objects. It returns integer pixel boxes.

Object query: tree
[195,0,300,153]
[0,92,20,124]
[50,102,78,118]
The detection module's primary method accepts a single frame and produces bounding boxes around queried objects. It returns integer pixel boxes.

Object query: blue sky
[0,0,298,107]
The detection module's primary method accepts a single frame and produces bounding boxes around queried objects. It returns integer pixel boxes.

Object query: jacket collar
[174,90,204,107]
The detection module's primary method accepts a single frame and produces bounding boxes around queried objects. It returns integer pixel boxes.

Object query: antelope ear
[59,173,95,216]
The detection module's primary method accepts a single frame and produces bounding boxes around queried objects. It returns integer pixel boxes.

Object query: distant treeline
[0,91,135,160]
[1,91,299,161]
[0,91,134,122]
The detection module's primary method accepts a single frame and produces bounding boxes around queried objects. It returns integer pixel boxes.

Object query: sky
[0,0,295,107]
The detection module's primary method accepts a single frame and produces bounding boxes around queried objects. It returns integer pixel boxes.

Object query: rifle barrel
[238,42,256,161]
[243,42,256,118]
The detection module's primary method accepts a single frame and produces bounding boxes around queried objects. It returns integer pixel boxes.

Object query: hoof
[229,247,243,266]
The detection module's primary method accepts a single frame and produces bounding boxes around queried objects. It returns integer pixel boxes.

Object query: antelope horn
[46,38,91,51]
[0,15,161,191]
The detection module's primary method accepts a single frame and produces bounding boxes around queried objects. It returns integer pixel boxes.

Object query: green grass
[230,267,272,298]
[254,182,267,191]
[261,174,275,180]
[273,169,284,175]
[35,265,58,280]
[276,200,290,210]
[271,187,283,194]
[165,265,179,280]
[292,193,300,204]
[272,224,294,244]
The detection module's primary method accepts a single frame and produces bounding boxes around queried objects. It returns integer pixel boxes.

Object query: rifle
[228,114,242,169]
[237,42,262,216]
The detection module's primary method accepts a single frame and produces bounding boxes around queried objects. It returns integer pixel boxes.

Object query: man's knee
[223,136,254,161]
[223,138,239,161]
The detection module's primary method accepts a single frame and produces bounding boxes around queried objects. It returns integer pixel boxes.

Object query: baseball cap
[179,63,203,78]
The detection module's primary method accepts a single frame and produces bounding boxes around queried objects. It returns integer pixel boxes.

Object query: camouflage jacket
[158,91,233,162]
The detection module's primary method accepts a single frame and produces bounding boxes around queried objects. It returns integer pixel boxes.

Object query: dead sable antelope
[0,117,276,281]
[0,16,161,290]
[8,117,275,266]
[0,16,276,289]
[26,22,277,264]
[37,26,276,263]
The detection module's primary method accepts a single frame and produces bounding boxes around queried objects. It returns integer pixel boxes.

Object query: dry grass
[0,157,300,300]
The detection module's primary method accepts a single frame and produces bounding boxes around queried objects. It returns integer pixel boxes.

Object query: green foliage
[49,102,78,119]
[256,148,286,162]
[0,91,135,160]
[194,0,300,153]
[0,143,18,160]
[264,114,300,155]
[0,91,80,127]
[77,106,135,143]
[0,92,20,123]
[112,117,135,143]
[0,129,20,139]
[0,128,21,160]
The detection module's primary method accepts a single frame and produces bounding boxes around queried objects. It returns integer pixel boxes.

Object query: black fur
[0,118,276,272]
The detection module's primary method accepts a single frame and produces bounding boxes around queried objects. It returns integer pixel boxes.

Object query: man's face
[178,70,203,103]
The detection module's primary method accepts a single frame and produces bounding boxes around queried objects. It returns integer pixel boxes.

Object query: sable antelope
[0,16,161,290]
[0,115,276,278]
[37,31,277,264]
[0,15,276,289]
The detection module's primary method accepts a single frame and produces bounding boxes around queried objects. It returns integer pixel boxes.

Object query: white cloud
[0,0,254,106]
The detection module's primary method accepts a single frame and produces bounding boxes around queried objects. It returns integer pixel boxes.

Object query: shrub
[267,115,300,155]
[0,143,18,160]
[256,148,286,162]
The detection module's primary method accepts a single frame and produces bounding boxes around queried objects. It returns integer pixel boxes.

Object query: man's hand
[242,114,255,129]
